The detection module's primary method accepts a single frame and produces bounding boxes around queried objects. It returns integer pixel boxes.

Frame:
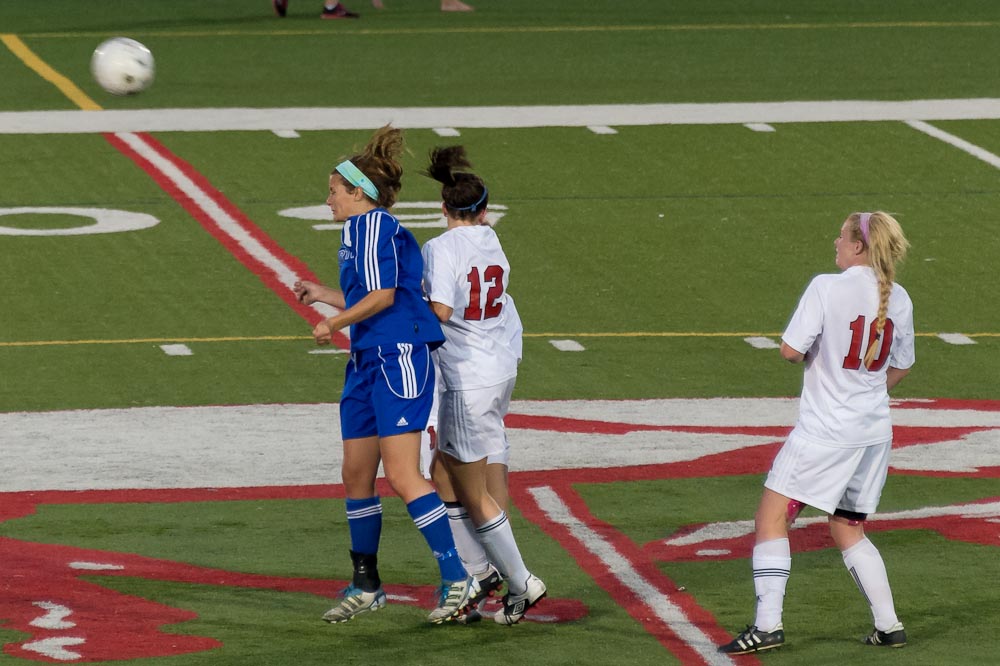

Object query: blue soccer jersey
[338,208,445,351]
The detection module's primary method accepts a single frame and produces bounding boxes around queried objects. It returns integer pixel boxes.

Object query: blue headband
[335,160,379,201]
[451,186,488,212]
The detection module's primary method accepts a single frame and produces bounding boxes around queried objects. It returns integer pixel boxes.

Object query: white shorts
[764,430,892,516]
[437,379,515,464]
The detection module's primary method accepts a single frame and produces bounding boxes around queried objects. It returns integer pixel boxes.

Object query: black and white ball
[90,37,155,96]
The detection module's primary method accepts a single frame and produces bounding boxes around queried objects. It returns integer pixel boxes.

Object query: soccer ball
[90,37,155,96]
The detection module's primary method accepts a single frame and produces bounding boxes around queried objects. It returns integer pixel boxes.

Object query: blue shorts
[340,342,435,440]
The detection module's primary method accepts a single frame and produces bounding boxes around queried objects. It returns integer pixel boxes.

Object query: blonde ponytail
[848,211,910,368]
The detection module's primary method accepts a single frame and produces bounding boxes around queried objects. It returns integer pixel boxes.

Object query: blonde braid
[864,269,894,368]
[856,212,910,368]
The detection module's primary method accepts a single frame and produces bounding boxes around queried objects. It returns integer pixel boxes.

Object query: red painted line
[506,413,791,437]
[104,131,350,349]
[513,482,755,665]
[893,398,1000,411]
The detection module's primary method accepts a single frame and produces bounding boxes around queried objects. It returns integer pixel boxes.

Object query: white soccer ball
[90,37,155,96]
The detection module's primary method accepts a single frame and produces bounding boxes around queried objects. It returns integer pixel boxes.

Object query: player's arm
[780,341,806,363]
[886,366,910,392]
[294,280,346,309]
[429,301,453,323]
[313,288,395,344]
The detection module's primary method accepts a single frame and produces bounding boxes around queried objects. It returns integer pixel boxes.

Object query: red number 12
[464,265,505,321]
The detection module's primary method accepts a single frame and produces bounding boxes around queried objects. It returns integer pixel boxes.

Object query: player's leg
[432,452,493,580]
[717,487,791,653]
[751,488,793,631]
[485,434,511,511]
[380,432,479,622]
[323,356,386,623]
[273,0,289,17]
[444,452,542,625]
[375,344,476,622]
[832,442,906,647]
[323,435,386,622]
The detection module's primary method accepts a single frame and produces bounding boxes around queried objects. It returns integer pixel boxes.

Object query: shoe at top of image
[321,3,360,18]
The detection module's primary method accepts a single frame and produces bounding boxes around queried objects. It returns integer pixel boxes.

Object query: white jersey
[782,265,915,448]
[422,225,523,390]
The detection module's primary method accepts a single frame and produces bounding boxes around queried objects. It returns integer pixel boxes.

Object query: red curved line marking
[103,131,349,348]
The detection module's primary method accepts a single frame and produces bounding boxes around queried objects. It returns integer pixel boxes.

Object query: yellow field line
[0,336,310,348]
[16,20,1000,40]
[1,332,997,348]
[0,34,101,110]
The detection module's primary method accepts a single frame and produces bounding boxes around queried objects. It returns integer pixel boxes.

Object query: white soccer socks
[842,537,900,631]
[752,538,791,633]
[444,502,493,578]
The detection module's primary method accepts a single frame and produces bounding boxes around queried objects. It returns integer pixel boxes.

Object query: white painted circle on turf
[0,207,160,236]
[278,201,507,229]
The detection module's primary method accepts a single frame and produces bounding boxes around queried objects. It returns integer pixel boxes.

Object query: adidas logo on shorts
[396,416,409,427]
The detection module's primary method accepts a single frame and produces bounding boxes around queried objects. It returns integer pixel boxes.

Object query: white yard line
[906,119,1000,169]
[3,99,1000,133]
[529,486,737,666]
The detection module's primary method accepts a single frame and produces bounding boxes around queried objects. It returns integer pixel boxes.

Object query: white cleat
[495,574,546,625]
[322,586,387,623]
[428,576,480,624]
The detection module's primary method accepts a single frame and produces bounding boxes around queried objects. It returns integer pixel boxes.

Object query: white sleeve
[422,238,459,309]
[781,277,825,355]
[889,293,916,370]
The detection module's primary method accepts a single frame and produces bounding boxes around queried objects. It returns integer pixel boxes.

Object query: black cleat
[864,623,907,647]
[457,566,504,625]
[718,624,785,654]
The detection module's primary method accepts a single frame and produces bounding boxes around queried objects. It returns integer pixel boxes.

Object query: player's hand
[294,280,318,305]
[312,319,335,345]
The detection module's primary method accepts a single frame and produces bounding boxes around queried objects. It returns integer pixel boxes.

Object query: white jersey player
[720,211,914,655]
[421,145,545,626]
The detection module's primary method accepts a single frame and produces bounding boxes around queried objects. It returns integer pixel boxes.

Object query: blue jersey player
[294,126,480,624]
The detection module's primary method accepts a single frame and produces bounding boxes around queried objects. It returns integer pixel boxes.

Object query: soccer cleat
[428,576,480,624]
[495,574,547,625]
[322,585,386,623]
[321,3,360,18]
[470,566,504,606]
[272,0,288,16]
[717,624,785,654]
[863,623,907,647]
[456,566,504,624]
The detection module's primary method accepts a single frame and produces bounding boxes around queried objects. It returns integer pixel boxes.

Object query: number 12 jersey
[422,225,523,391]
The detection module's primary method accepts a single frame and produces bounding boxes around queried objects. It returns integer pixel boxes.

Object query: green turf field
[1,2,999,664]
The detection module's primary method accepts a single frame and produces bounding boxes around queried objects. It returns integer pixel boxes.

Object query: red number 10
[842,315,894,371]
[464,265,505,321]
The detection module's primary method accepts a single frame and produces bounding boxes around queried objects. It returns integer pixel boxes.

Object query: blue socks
[407,492,467,583]
[346,496,382,555]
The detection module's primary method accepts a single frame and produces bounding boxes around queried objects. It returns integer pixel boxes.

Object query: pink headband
[858,212,872,245]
